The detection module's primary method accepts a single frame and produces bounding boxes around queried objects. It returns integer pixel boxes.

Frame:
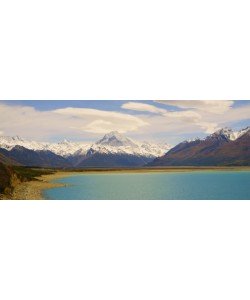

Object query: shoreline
[7,167,250,200]
[11,172,79,200]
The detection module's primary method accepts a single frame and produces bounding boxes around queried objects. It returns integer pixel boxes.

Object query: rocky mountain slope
[149,127,250,166]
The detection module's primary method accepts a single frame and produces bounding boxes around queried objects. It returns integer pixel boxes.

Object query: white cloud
[164,110,201,122]
[84,119,145,134]
[210,103,250,123]
[161,110,219,134]
[121,102,219,134]
[157,100,234,114]
[121,101,222,133]
[54,107,148,134]
[84,120,113,133]
[0,101,249,145]
[0,104,149,140]
[197,122,219,134]
[122,102,166,114]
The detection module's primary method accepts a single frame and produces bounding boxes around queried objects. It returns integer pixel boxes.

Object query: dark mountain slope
[76,152,152,168]
[0,152,20,165]
[212,131,250,166]
[0,146,71,168]
[149,128,250,166]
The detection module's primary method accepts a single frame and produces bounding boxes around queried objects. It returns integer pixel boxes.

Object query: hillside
[0,163,18,197]
[149,127,250,166]
[0,163,55,199]
[0,152,20,165]
[0,146,71,168]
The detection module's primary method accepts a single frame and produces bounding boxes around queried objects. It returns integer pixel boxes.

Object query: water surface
[44,171,250,200]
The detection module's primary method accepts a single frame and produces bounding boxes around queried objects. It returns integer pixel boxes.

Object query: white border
[1,200,250,300]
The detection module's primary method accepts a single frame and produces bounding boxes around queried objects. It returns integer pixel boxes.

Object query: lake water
[44,171,250,200]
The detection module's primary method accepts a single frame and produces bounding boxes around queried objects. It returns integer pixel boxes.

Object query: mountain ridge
[0,132,172,168]
[1,127,249,168]
[149,127,250,166]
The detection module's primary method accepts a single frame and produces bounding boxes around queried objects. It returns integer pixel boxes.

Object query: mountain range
[0,131,171,168]
[0,127,249,168]
[149,127,250,166]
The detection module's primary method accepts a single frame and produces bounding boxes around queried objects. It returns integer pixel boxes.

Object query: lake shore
[11,172,79,200]
[6,166,250,200]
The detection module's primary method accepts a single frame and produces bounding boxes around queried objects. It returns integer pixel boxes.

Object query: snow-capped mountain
[207,127,241,141]
[0,132,172,168]
[208,126,250,141]
[88,131,170,158]
[0,136,91,157]
[232,126,250,140]
[149,126,250,166]
[96,131,136,147]
[46,140,91,157]
[0,135,47,151]
[182,127,250,143]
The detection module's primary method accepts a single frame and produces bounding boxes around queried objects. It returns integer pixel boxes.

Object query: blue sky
[0,100,249,144]
[2,100,186,113]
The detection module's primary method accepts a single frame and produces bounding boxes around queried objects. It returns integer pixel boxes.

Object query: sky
[0,100,249,145]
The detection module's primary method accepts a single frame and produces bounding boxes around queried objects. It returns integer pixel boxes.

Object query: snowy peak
[59,139,71,144]
[183,137,203,143]
[0,135,47,151]
[0,135,91,157]
[96,131,137,147]
[93,131,171,157]
[209,127,250,141]
[180,126,250,145]
[234,127,250,139]
[12,136,24,142]
[207,127,234,141]
[0,133,172,159]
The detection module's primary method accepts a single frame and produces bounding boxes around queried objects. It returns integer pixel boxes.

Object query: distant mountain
[0,146,71,168]
[1,127,249,168]
[76,152,151,168]
[96,131,136,147]
[0,132,172,168]
[0,135,90,157]
[149,127,250,166]
[68,131,171,168]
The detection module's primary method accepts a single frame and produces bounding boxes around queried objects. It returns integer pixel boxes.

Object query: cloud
[0,104,149,140]
[54,107,148,134]
[0,101,249,145]
[161,110,219,133]
[84,120,113,133]
[197,122,219,134]
[164,110,201,122]
[122,102,166,114]
[121,101,221,133]
[210,103,250,123]
[157,100,234,114]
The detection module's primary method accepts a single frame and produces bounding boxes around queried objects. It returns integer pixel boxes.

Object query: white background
[0,1,250,300]
[0,0,250,100]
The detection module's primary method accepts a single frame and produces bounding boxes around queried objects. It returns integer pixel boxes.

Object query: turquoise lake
[44,171,250,200]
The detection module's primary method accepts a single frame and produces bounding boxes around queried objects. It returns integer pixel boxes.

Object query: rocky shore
[3,172,78,200]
